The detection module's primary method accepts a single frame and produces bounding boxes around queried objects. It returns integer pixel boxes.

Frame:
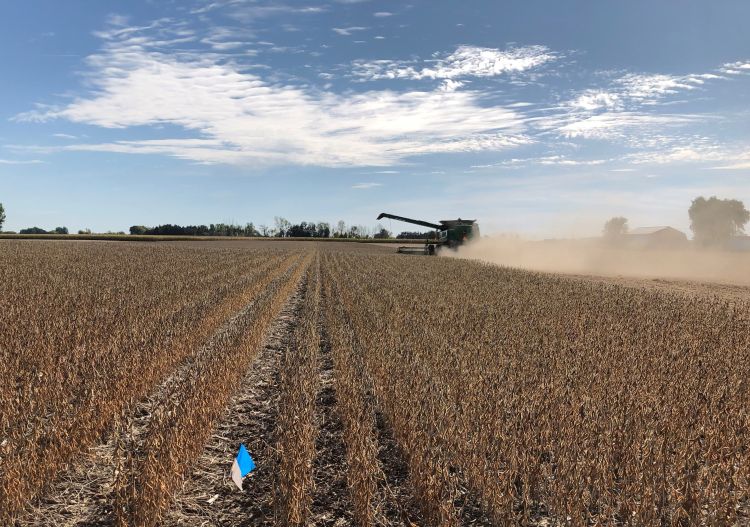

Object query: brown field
[2,239,749,526]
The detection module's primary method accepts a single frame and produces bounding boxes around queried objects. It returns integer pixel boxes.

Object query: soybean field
[2,240,749,526]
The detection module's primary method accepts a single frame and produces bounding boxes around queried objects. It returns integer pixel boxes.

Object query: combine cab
[377,213,480,255]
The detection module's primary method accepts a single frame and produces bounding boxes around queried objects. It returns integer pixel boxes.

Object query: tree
[335,220,346,238]
[130,225,148,235]
[316,222,331,238]
[53,227,69,234]
[689,196,749,246]
[258,224,270,237]
[20,227,47,234]
[0,202,5,232]
[373,226,391,239]
[243,222,258,237]
[274,216,290,237]
[603,216,628,240]
[78,228,92,235]
[358,225,372,238]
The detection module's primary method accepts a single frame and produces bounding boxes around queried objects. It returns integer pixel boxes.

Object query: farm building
[626,226,688,248]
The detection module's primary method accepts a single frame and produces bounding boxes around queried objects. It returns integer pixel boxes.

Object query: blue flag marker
[230,444,255,490]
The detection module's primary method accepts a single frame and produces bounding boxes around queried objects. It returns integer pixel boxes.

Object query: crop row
[0,241,302,522]
[115,250,311,526]
[322,259,382,526]
[323,250,750,526]
[5,241,750,526]
[274,253,321,526]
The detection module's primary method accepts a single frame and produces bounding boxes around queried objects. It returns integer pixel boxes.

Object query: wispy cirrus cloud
[225,2,327,23]
[547,66,737,148]
[0,158,45,165]
[16,22,529,167]
[556,112,700,140]
[471,155,608,169]
[567,72,724,112]
[15,11,750,175]
[711,161,750,169]
[624,139,750,169]
[351,45,556,81]
[352,182,381,189]
[332,26,367,36]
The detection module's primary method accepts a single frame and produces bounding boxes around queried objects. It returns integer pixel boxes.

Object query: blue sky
[1,0,749,236]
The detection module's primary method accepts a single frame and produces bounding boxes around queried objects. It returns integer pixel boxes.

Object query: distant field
[3,240,748,526]
[0,233,413,243]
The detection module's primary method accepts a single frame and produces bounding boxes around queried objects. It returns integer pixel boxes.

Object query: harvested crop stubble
[275,252,321,526]
[0,241,296,522]
[323,250,750,526]
[115,251,312,527]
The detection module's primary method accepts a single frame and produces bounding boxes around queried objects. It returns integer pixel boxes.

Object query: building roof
[628,226,682,236]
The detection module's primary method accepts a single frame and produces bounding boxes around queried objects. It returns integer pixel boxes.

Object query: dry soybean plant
[0,241,298,523]
[4,240,750,526]
[274,253,321,527]
[322,249,750,526]
[115,252,311,526]
[322,261,381,527]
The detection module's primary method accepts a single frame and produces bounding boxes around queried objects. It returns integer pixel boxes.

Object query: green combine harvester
[377,212,480,255]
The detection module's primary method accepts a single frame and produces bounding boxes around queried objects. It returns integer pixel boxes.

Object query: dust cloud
[448,236,750,286]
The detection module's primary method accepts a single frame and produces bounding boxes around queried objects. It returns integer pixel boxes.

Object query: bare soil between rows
[162,282,305,526]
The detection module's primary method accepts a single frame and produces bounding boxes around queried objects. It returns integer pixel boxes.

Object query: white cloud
[20,31,530,167]
[0,159,44,165]
[569,90,621,111]
[374,12,393,17]
[190,2,222,15]
[227,3,328,23]
[556,69,732,142]
[352,45,555,81]
[557,113,698,140]
[567,71,723,115]
[332,26,367,36]
[620,138,750,167]
[536,155,607,166]
[616,73,701,101]
[471,155,607,169]
[720,61,750,75]
[711,161,750,169]
[53,133,77,139]
[439,79,464,92]
[352,182,382,189]
[629,146,716,164]
[199,26,256,52]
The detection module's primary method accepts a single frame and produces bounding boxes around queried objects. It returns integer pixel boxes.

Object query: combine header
[377,212,480,255]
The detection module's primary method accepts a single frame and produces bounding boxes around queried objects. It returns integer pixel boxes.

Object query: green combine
[377,212,480,255]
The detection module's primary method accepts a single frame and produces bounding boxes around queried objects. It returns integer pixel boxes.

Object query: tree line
[0,207,434,239]
[128,218,437,239]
